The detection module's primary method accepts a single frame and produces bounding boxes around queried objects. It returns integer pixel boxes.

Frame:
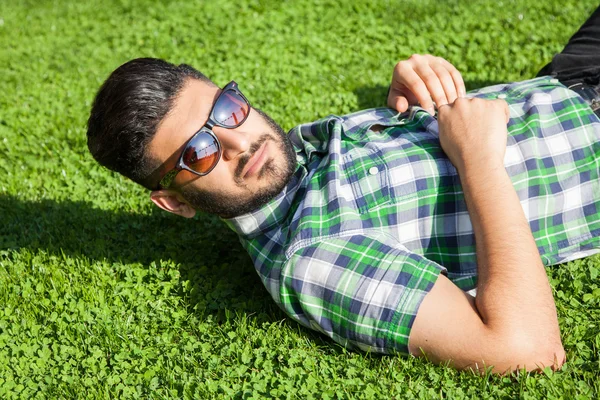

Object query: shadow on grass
[353,79,504,110]
[0,194,338,349]
[1,195,269,317]
[1,194,238,266]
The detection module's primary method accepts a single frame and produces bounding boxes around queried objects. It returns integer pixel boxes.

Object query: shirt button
[550,78,559,84]
[497,93,507,99]
[368,167,379,175]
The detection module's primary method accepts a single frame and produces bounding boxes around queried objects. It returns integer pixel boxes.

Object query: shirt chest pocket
[342,148,457,214]
[342,150,391,214]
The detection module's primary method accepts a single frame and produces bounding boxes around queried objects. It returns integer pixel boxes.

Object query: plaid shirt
[224,76,600,354]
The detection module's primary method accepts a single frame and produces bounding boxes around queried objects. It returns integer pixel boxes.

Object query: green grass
[1,0,599,398]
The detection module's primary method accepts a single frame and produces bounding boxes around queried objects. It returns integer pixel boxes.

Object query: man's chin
[181,165,295,219]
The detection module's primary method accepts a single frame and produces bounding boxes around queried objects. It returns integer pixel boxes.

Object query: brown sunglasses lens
[182,131,220,174]
[213,90,249,127]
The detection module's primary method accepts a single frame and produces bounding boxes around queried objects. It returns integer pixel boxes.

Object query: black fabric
[537,6,600,117]
[537,6,600,87]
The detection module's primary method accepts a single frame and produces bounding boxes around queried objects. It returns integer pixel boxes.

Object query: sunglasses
[158,80,250,189]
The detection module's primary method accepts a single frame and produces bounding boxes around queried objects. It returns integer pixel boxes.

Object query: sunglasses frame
[157,81,250,190]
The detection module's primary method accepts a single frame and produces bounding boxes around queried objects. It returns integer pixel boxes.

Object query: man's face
[148,78,297,218]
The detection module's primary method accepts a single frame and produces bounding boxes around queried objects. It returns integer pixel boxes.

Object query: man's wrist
[455,157,505,181]
[457,161,510,202]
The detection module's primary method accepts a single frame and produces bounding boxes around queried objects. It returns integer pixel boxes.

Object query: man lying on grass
[87,7,600,374]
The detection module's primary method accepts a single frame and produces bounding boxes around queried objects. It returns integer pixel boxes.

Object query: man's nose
[213,126,250,161]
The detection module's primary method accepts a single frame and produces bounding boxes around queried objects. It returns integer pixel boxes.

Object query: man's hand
[437,97,510,173]
[387,54,466,115]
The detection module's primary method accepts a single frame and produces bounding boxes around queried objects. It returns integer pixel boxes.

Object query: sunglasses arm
[158,169,180,190]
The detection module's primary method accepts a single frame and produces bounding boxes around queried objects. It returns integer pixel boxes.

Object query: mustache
[234,134,271,179]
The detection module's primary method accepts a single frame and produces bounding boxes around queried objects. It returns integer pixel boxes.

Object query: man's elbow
[485,333,566,374]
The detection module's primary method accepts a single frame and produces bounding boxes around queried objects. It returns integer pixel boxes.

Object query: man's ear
[150,190,196,218]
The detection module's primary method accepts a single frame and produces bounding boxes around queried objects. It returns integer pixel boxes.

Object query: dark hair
[87,58,214,190]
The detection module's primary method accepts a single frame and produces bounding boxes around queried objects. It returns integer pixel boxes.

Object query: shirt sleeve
[279,234,446,355]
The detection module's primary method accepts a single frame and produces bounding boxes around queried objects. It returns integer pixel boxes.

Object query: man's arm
[408,98,566,374]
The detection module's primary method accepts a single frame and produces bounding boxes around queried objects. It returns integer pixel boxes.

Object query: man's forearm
[459,161,564,361]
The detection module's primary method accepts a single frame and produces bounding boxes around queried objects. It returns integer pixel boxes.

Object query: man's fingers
[440,58,466,98]
[413,63,448,113]
[390,55,467,115]
[389,95,409,113]
[398,66,436,114]
[430,62,459,105]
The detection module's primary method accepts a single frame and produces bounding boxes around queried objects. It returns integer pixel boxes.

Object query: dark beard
[179,108,297,219]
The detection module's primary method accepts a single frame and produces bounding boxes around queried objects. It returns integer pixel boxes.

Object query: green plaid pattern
[224,76,600,354]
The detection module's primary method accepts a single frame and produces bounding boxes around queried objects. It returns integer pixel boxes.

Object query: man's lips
[242,141,268,178]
